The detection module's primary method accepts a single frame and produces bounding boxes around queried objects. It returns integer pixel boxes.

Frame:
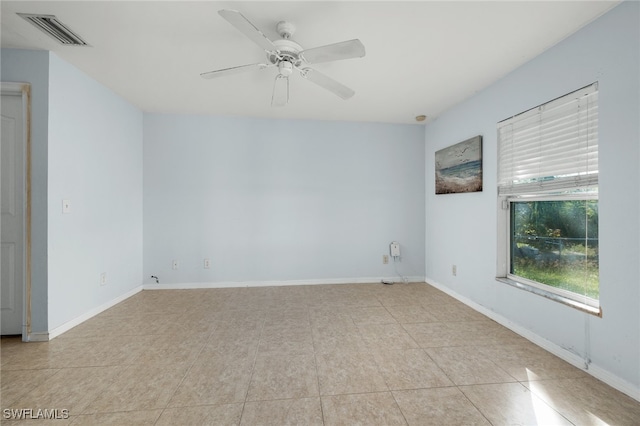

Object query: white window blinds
[497,83,598,196]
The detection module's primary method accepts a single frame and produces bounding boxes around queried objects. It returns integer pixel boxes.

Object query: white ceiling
[1,1,619,124]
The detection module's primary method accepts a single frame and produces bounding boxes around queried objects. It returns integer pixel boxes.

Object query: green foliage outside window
[510,200,599,299]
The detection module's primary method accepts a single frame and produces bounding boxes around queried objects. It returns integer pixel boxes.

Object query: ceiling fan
[201,9,366,107]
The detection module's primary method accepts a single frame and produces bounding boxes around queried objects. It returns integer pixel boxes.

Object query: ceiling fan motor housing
[204,10,365,105]
[268,39,303,67]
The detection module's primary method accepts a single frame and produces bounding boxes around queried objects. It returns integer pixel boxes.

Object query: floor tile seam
[72,406,165,415]
[398,348,454,386]
[255,348,315,358]
[238,319,266,423]
[424,345,522,383]
[244,386,322,404]
[397,319,449,332]
[154,328,216,422]
[458,382,578,426]
[419,349,462,387]
[51,364,127,373]
[450,377,523,387]
[453,383,496,426]
[43,360,134,370]
[397,321,453,352]
[486,357,521,383]
[0,368,64,409]
[388,384,461,397]
[312,339,325,425]
[121,332,213,366]
[388,386,411,426]
[365,339,430,392]
[418,342,497,350]
[424,345,498,359]
[74,364,135,416]
[232,396,322,404]
[520,377,589,388]
[232,402,248,426]
[0,365,61,373]
[309,326,325,352]
[385,382,465,393]
[380,307,422,350]
[521,376,618,411]
[319,389,402,398]
[60,332,176,339]
[258,328,313,340]
[66,411,164,426]
[392,319,442,325]
[262,320,313,330]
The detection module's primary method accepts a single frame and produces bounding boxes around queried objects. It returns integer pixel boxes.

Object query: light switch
[62,199,71,214]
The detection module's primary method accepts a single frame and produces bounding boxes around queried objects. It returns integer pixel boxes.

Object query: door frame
[1,82,32,341]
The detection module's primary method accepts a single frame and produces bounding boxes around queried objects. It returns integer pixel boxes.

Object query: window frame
[498,193,600,315]
[495,83,601,316]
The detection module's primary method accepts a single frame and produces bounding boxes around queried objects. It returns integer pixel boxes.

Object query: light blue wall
[424,1,639,392]
[144,114,425,285]
[4,4,636,401]
[1,49,50,333]
[47,54,143,330]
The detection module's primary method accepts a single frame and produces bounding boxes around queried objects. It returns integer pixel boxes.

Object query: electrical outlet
[452,264,457,276]
[204,258,211,269]
[99,272,107,286]
[383,255,389,264]
[172,260,179,270]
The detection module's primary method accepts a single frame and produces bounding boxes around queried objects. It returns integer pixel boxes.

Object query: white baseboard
[27,332,50,342]
[47,285,143,340]
[425,277,640,403]
[143,276,426,290]
[42,278,426,339]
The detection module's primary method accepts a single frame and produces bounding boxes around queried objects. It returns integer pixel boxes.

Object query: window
[497,83,600,314]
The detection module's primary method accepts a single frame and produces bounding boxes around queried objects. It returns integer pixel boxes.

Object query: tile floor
[1,282,639,425]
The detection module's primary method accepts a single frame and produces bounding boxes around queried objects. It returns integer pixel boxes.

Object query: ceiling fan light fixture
[205,10,366,106]
[278,61,293,76]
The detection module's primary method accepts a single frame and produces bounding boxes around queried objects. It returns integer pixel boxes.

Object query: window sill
[496,277,602,317]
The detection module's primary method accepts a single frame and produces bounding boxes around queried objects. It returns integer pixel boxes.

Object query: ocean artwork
[435,135,483,194]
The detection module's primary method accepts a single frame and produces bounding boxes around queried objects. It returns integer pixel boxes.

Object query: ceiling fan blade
[300,39,366,64]
[271,75,289,107]
[301,68,355,100]
[200,63,269,79]
[218,9,277,52]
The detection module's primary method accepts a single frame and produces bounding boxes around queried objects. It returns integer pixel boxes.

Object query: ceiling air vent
[17,13,88,46]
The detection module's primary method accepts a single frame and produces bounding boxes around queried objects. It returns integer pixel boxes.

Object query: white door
[1,93,25,335]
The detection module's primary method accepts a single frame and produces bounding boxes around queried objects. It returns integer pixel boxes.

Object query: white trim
[143,276,426,290]
[425,277,640,403]
[502,274,600,313]
[47,286,143,340]
[27,332,49,342]
[1,82,31,342]
[1,82,29,96]
[585,363,640,403]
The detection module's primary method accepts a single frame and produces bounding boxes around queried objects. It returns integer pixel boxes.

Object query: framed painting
[435,135,483,194]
